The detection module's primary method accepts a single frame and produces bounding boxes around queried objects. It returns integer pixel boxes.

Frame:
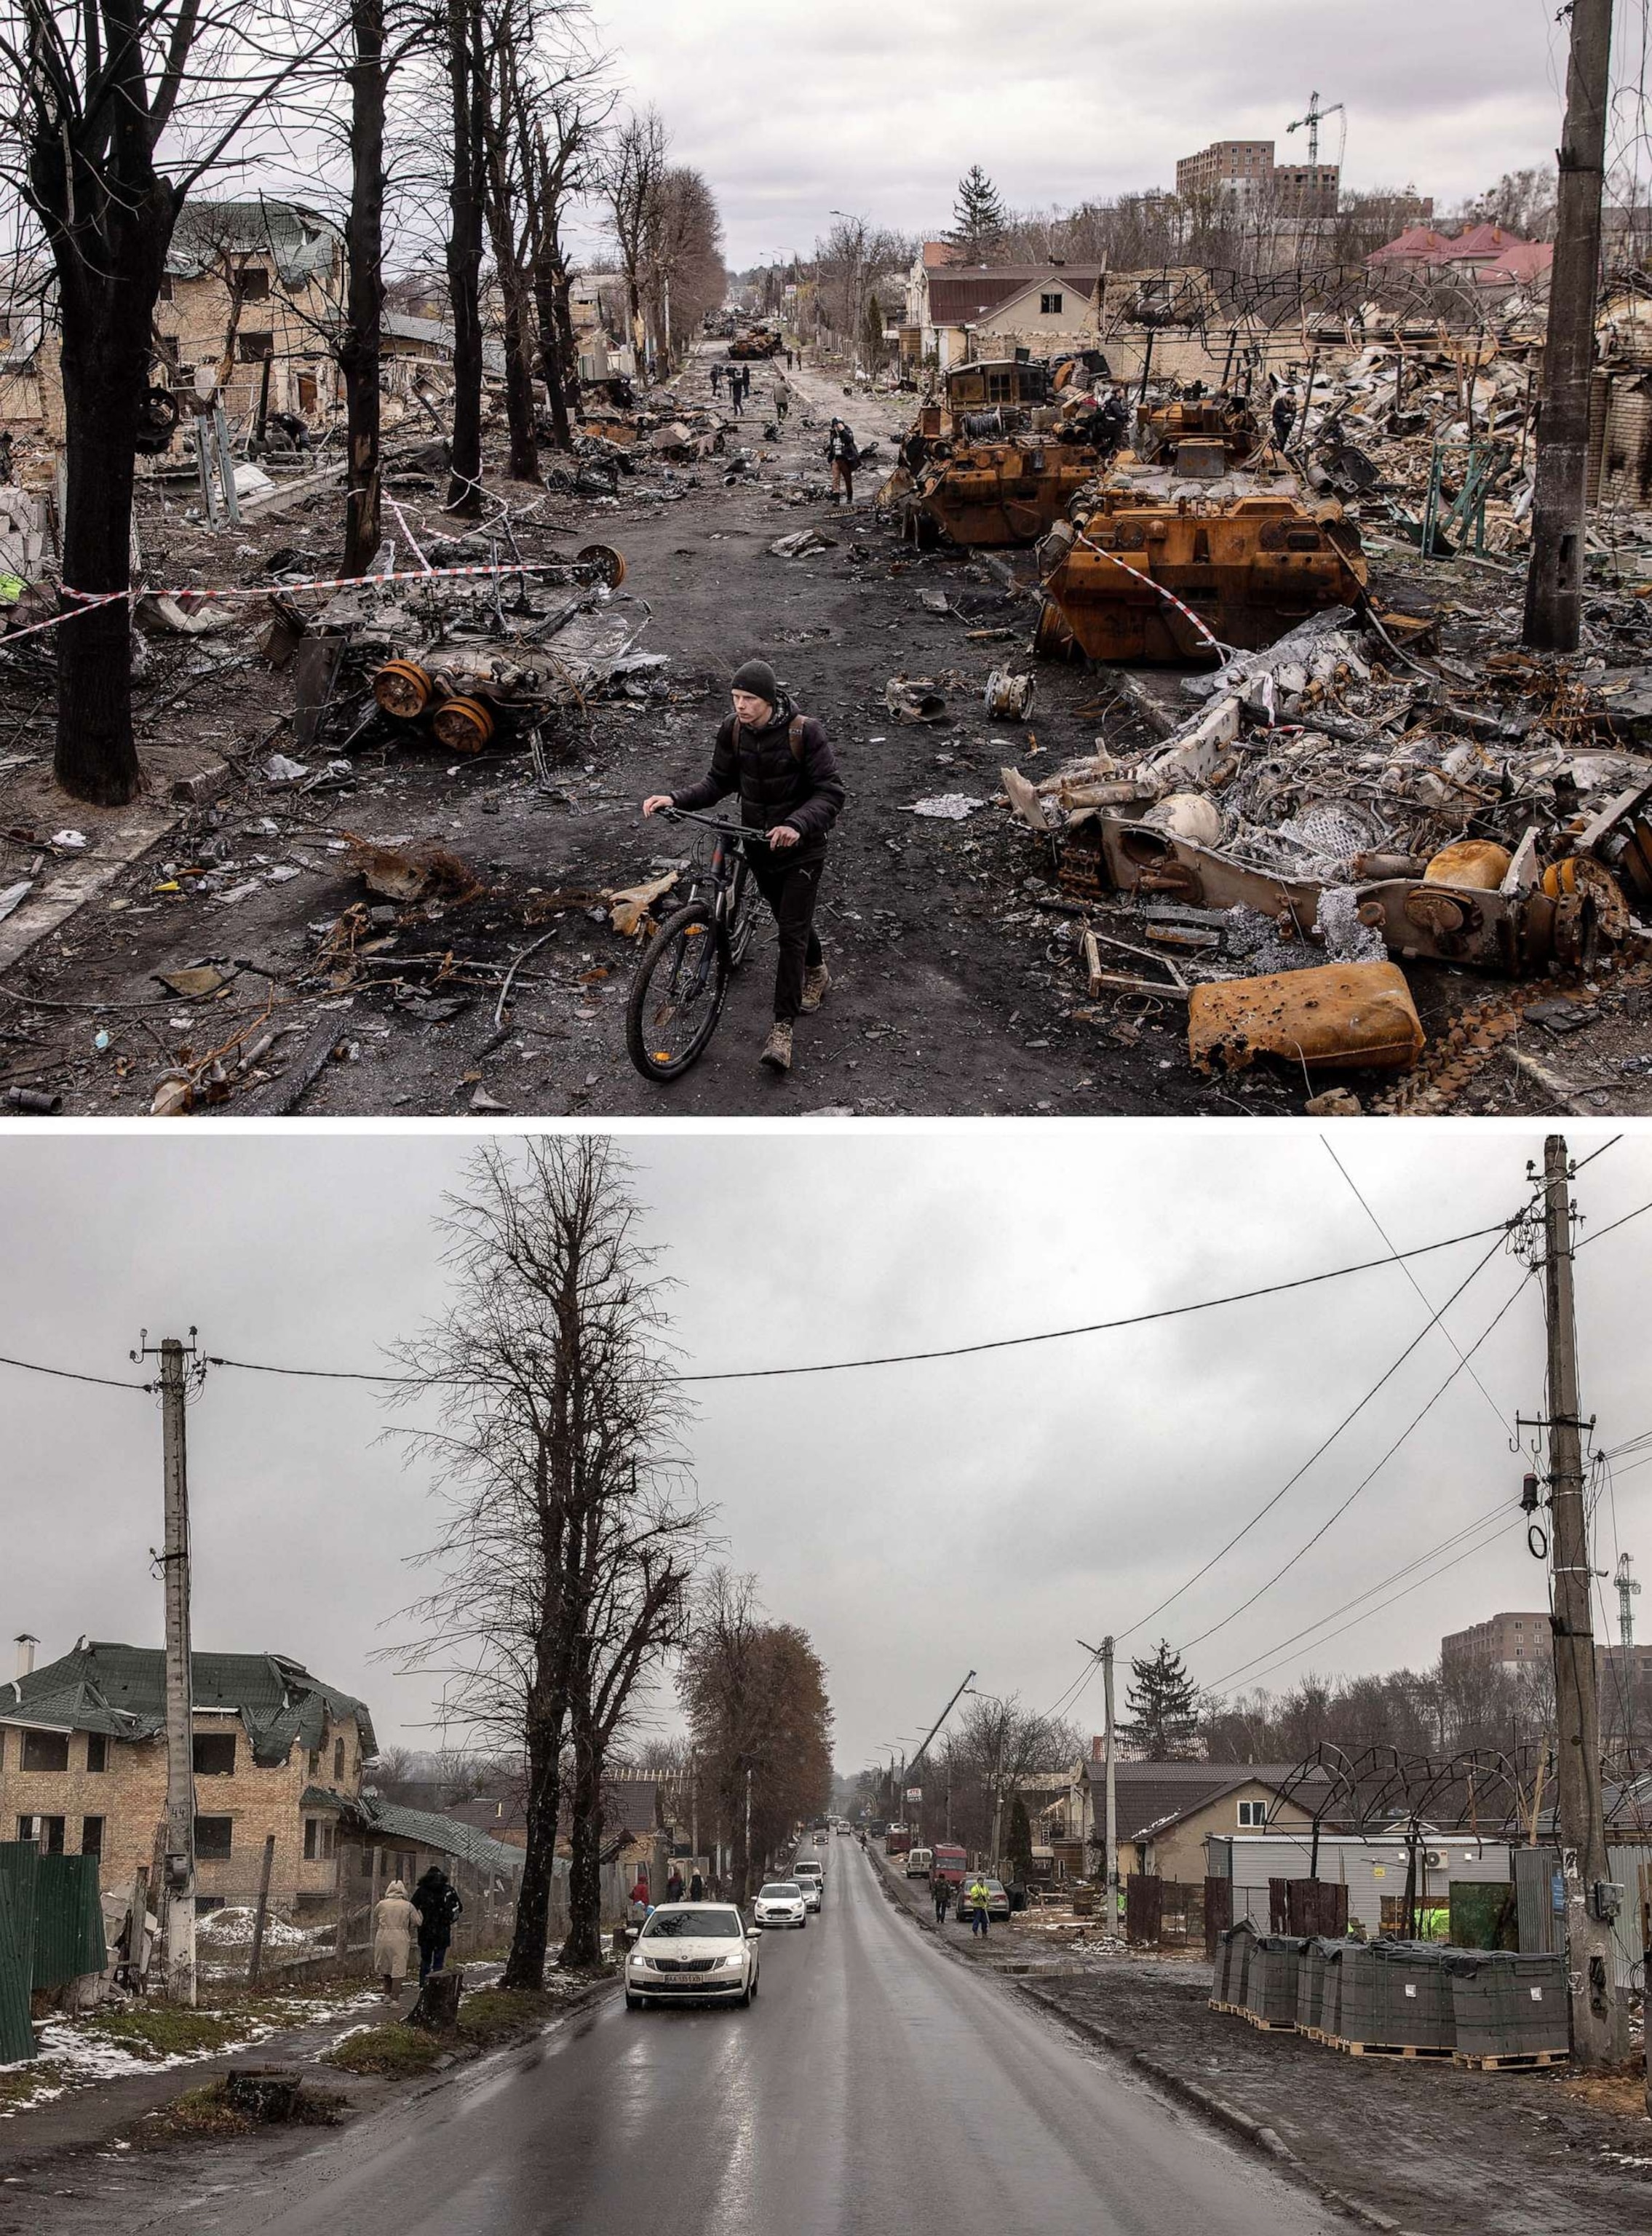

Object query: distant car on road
[624,1902,761,2009]
[793,1860,824,1910]
[956,1876,1011,1923]
[754,1881,807,1930]
[905,1845,934,1880]
[932,1843,967,1890]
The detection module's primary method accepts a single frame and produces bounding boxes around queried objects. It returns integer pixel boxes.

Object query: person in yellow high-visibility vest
[966,1876,991,1938]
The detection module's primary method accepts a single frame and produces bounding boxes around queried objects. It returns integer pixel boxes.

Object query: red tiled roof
[922,240,962,269]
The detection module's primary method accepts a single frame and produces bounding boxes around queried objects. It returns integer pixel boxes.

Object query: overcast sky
[3,1124,1648,1773]
[584,0,1583,269]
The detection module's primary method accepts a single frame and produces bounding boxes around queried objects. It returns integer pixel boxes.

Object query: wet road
[188,1841,1333,2236]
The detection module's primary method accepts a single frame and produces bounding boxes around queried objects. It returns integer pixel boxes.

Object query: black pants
[747,847,825,1023]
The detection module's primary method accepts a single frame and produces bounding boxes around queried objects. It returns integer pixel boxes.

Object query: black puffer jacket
[672,694,846,850]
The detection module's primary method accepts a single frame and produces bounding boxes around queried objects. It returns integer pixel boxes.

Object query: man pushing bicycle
[643,659,845,1073]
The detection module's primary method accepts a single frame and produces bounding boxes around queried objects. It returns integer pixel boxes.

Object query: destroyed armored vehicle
[1036,450,1367,665]
[1133,395,1258,466]
[896,359,1107,549]
[728,326,784,360]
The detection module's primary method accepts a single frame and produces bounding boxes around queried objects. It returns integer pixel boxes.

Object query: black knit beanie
[731,659,778,703]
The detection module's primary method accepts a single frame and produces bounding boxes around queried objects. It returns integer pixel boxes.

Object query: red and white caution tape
[1069,525,1234,659]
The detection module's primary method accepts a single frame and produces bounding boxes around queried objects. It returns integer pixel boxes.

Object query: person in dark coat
[933,1879,952,1927]
[644,657,846,1074]
[710,361,723,397]
[825,418,859,504]
[688,1869,706,1901]
[1271,389,1298,451]
[410,1865,463,1983]
[666,1866,684,1903]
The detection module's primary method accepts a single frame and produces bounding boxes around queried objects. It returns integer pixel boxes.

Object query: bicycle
[625,807,767,1080]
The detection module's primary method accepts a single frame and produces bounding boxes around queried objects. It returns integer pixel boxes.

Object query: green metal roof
[344,1797,525,1882]
[1,1644,376,1766]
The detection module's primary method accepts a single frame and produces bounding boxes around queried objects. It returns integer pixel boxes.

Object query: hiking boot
[759,1021,793,1072]
[800,963,830,1013]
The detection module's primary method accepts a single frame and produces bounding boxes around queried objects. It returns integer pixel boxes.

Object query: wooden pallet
[1247,2016,1298,2033]
[1208,1999,1243,2015]
[1453,2048,1567,2072]
[1335,2039,1453,2061]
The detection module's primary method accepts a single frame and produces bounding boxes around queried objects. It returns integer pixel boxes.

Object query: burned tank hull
[1036,460,1367,665]
[907,441,1102,548]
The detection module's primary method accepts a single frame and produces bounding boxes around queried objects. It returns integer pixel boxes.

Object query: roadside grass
[324,1987,563,2076]
[133,2080,261,2143]
[0,2060,71,2110]
[83,2006,247,2061]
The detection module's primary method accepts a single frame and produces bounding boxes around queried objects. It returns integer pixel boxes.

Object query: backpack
[732,713,808,764]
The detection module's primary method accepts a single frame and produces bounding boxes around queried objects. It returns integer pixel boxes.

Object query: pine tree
[1005,1796,1035,1884]
[1121,1641,1202,1760]
[948,166,1009,261]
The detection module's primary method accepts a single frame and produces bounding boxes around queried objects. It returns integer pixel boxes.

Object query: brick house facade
[0,1641,375,1916]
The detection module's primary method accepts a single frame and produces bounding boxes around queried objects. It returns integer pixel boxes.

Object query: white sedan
[624,1903,761,2009]
[754,1880,808,1929]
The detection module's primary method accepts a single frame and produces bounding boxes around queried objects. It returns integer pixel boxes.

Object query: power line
[1204,1499,1515,1692]
[1171,1264,1536,1658]
[0,1349,150,1395]
[1111,1227,1514,1649]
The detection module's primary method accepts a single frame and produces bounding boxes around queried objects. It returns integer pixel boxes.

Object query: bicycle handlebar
[653,806,771,847]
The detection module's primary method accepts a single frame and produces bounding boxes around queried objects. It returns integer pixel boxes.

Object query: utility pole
[1538,1138,1624,2063]
[743,1764,752,1903]
[1102,1640,1119,1936]
[1522,0,1613,651]
[155,1336,197,2007]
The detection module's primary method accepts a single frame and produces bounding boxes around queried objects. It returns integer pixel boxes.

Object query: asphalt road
[175,1839,1333,2236]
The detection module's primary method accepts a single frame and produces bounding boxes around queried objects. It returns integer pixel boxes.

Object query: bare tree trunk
[532,261,573,450]
[444,0,487,515]
[342,0,386,574]
[559,1722,604,1969]
[503,1680,567,1989]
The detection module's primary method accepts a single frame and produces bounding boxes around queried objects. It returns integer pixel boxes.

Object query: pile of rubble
[999,603,1652,1089]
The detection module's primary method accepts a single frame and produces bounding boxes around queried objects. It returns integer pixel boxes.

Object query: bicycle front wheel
[726,860,761,969]
[626,903,728,1080]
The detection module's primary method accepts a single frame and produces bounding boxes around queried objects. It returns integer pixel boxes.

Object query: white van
[905,1845,934,1879]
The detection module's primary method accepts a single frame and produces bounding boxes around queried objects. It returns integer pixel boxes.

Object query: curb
[1013,1978,1407,2233]
[0,807,178,978]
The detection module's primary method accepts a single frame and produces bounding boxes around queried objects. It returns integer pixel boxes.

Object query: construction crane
[1616,1552,1640,1650]
[1287,90,1344,164]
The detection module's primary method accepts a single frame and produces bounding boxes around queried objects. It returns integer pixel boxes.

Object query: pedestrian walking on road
[372,1879,417,1997]
[967,1876,990,1938]
[933,1881,952,1927]
[731,365,746,416]
[825,417,859,504]
[643,657,846,1074]
[410,1865,463,1983]
[710,361,723,397]
[773,378,789,427]
[688,1868,706,1901]
[666,1867,684,1904]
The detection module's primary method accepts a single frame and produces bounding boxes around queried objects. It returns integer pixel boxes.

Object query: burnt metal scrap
[891,357,1118,552]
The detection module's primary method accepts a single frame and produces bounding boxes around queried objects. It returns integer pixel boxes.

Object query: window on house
[234,268,271,300]
[194,1733,237,1777]
[18,1815,65,1852]
[333,1738,345,1781]
[1041,293,1063,315]
[237,330,274,361]
[86,1733,108,1773]
[21,1729,69,1772]
[81,1817,103,1858]
[308,1749,320,1775]
[323,1823,335,1860]
[360,1844,376,1879]
[1237,1800,1268,1828]
[304,1818,318,1861]
[194,1817,233,1860]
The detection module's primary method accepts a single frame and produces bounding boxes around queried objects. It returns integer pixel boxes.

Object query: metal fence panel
[0,1843,39,2063]
[31,1854,106,1992]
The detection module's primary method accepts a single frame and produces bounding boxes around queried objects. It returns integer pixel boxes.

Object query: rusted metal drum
[1188,960,1424,1076]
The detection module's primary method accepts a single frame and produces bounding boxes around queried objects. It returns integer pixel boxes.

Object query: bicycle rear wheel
[626,902,728,1080]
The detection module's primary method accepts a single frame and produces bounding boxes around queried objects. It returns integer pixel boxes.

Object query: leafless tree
[384,1139,705,1991]
[0,0,333,802]
[604,103,666,365]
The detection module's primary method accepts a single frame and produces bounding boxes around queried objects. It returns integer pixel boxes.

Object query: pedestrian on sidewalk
[825,417,859,504]
[666,1866,684,1903]
[643,657,846,1075]
[933,1879,952,1927]
[372,1879,417,1998]
[688,1868,706,1901]
[410,1864,464,1983]
[966,1876,990,1938]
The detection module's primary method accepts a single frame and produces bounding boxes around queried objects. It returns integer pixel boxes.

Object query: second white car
[754,1880,807,1928]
